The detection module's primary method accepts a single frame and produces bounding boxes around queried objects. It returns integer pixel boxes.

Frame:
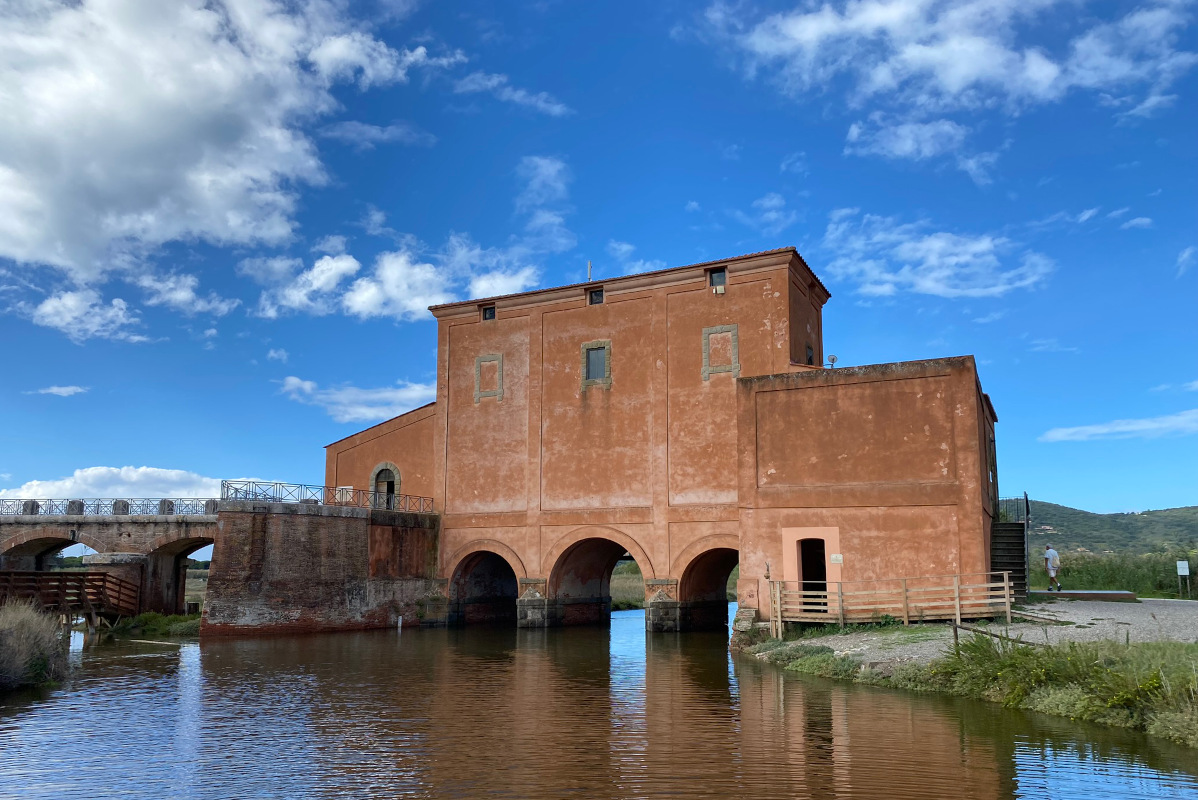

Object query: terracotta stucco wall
[324,404,437,499]
[737,357,992,616]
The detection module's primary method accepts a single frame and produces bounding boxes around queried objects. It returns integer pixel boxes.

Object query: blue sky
[0,0,1195,514]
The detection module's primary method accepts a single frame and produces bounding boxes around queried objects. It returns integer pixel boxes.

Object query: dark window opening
[585,347,606,380]
[374,468,396,510]
[709,268,726,287]
[806,344,815,366]
[481,305,496,321]
[589,288,604,305]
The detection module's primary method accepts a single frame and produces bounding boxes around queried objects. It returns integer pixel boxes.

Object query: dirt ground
[787,598,1198,667]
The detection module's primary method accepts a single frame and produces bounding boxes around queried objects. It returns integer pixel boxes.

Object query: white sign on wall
[830,553,844,564]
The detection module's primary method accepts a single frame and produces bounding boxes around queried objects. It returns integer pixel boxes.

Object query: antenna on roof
[587,260,592,282]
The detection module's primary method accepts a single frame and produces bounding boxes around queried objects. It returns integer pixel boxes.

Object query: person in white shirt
[1044,544,1062,591]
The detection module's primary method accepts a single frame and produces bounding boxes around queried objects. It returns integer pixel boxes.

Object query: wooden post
[1003,571,1012,624]
[901,578,910,626]
[953,575,962,625]
[952,622,959,655]
[836,582,845,627]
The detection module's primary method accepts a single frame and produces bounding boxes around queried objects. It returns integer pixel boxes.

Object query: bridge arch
[145,532,216,616]
[446,542,524,626]
[545,527,655,626]
[675,534,740,631]
[0,529,109,569]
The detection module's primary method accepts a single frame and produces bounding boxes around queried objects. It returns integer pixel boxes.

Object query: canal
[1,607,1195,799]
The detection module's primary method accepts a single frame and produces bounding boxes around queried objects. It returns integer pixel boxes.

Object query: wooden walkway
[768,572,1014,637]
[0,571,141,622]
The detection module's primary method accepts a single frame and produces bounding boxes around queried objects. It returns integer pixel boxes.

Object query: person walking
[1044,544,1062,591]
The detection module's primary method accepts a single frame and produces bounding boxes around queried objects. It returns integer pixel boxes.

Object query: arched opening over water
[678,547,739,631]
[0,535,103,571]
[146,536,215,615]
[547,537,647,626]
[448,550,518,626]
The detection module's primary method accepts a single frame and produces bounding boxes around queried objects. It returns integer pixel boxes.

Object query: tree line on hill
[1028,500,1198,553]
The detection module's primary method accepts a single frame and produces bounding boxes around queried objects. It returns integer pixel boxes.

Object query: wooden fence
[0,571,141,620]
[768,571,1013,638]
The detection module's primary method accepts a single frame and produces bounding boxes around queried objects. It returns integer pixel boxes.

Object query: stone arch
[0,529,109,570]
[675,534,740,631]
[443,540,528,582]
[145,532,217,615]
[541,526,655,582]
[447,543,522,626]
[544,527,655,626]
[369,461,401,492]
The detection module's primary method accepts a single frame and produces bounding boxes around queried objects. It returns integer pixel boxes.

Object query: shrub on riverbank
[1030,549,1197,598]
[112,612,201,638]
[746,634,1198,748]
[0,601,68,690]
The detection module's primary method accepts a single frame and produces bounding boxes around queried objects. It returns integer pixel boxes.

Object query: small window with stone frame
[589,288,604,305]
[585,347,606,380]
[481,305,496,321]
[708,268,726,287]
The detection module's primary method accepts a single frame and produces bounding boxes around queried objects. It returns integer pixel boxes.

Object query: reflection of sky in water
[1015,741,1198,799]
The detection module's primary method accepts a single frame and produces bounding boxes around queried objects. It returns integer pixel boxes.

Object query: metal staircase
[991,493,1030,600]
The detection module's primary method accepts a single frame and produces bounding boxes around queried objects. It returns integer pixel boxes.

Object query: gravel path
[790,598,1198,667]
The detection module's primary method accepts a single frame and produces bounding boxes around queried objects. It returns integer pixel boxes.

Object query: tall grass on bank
[0,601,68,690]
[1029,550,1197,597]
[112,612,201,638]
[744,634,1198,748]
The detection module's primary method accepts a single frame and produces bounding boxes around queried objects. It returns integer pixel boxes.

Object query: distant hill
[1027,500,1198,553]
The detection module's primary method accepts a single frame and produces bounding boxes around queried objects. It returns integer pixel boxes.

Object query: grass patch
[112,612,202,638]
[0,600,68,690]
[782,614,905,640]
[751,630,1198,748]
[1029,550,1197,598]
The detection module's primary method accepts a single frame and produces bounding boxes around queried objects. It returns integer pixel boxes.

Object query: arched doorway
[370,462,400,510]
[146,537,215,615]
[678,547,739,631]
[547,537,645,626]
[449,551,518,626]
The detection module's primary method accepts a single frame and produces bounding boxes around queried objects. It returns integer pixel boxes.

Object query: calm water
[1,608,1196,800]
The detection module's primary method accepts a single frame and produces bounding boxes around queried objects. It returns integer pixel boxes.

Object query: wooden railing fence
[768,571,1013,638]
[0,571,141,619]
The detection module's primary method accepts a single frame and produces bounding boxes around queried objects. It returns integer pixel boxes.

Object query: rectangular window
[589,288,604,305]
[806,344,815,366]
[585,346,606,380]
[481,305,496,321]
[709,268,726,287]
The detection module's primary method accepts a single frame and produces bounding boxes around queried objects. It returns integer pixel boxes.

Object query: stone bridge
[0,500,219,616]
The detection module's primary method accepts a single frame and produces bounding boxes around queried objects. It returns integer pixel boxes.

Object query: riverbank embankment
[737,598,1198,748]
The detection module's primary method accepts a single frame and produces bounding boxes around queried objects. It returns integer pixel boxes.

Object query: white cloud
[1107,207,1131,219]
[732,192,799,236]
[468,267,540,299]
[1120,216,1153,229]
[685,200,702,212]
[780,151,808,174]
[237,256,306,285]
[134,273,240,316]
[720,143,742,160]
[281,376,436,423]
[25,386,89,397]
[711,0,1196,114]
[1029,338,1078,353]
[453,71,572,116]
[1040,409,1198,442]
[515,156,571,212]
[25,289,147,344]
[318,120,436,150]
[605,240,666,276]
[1077,208,1100,223]
[821,208,1053,298]
[256,254,362,318]
[267,348,289,363]
[846,118,967,160]
[343,250,454,320]
[312,235,347,255]
[972,311,1005,324]
[1178,246,1196,277]
[0,466,224,499]
[1184,380,1198,392]
[0,1,463,286]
